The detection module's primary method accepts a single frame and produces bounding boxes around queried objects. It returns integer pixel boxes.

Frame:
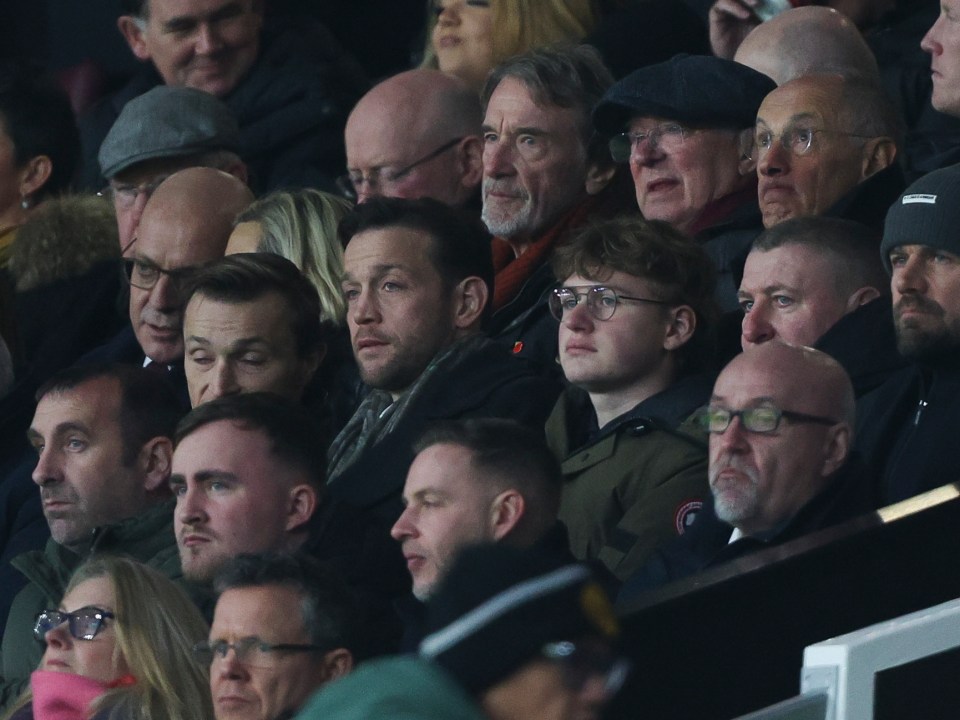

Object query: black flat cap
[593,53,777,135]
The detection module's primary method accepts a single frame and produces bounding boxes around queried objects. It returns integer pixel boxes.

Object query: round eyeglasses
[34,607,115,642]
[193,637,324,668]
[696,405,840,434]
[609,123,688,163]
[750,127,874,161]
[549,286,668,322]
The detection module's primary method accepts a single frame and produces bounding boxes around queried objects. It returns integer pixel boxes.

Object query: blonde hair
[6,556,212,720]
[234,189,351,326]
[421,0,598,78]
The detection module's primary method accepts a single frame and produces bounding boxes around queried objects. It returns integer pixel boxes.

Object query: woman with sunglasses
[5,555,212,720]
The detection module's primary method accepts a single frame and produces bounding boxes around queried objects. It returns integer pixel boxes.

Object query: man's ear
[19,156,52,201]
[320,648,354,682]
[458,136,484,189]
[139,437,173,494]
[452,276,488,331]
[489,490,525,541]
[584,161,617,196]
[662,305,696,352]
[845,285,881,312]
[737,128,758,176]
[285,484,318,533]
[820,423,851,477]
[117,15,152,61]
[296,347,324,395]
[860,137,897,179]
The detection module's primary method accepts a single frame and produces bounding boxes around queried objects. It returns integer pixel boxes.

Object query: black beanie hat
[881,163,960,274]
[418,545,619,696]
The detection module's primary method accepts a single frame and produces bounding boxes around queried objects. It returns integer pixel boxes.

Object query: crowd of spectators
[1,0,959,718]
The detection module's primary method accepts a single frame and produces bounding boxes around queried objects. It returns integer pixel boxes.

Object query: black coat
[77,16,368,195]
[618,455,878,604]
[326,339,561,524]
[856,364,960,504]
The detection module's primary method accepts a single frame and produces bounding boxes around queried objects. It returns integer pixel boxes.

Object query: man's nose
[482,139,518,178]
[741,303,776,347]
[32,447,62,487]
[210,360,241,400]
[758,139,790,177]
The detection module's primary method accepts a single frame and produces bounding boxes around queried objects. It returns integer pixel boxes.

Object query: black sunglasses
[34,607,116,642]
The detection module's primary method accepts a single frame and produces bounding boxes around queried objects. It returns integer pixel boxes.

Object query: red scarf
[491,197,600,311]
[688,180,758,237]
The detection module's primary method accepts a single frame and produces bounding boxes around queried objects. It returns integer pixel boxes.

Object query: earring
[20,196,30,210]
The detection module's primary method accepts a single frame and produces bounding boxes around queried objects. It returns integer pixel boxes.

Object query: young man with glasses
[620,342,876,601]
[544,215,718,583]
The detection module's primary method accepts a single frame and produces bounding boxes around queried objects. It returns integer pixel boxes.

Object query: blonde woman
[227,188,351,327]
[421,0,598,92]
[7,556,211,720]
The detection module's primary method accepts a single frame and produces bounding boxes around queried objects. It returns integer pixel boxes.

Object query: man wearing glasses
[343,69,483,208]
[593,53,775,309]
[199,553,358,720]
[544,216,716,583]
[755,74,900,230]
[84,168,253,407]
[620,342,875,600]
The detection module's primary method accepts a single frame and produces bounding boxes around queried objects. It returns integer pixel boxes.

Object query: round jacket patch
[674,500,702,535]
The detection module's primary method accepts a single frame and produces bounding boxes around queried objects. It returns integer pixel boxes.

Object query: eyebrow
[738,282,800,297]
[26,422,90,445]
[710,394,779,405]
[185,336,272,348]
[342,263,410,283]
[756,112,820,128]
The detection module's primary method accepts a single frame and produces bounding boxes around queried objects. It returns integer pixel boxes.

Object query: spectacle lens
[34,607,115,642]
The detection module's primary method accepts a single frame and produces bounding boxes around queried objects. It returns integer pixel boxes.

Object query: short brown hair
[552,215,719,371]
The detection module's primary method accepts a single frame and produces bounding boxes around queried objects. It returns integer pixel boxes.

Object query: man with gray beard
[479,45,627,371]
[619,343,875,600]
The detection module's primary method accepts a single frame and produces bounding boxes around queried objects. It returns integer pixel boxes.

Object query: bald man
[755,74,900,230]
[81,168,254,405]
[733,7,880,85]
[620,343,876,598]
[343,69,483,207]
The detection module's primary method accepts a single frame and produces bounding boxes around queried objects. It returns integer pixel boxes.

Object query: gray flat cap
[98,86,242,179]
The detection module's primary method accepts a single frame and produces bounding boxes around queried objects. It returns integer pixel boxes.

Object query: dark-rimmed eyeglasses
[121,257,198,292]
[696,405,840,434]
[192,638,324,667]
[609,123,688,163]
[541,640,630,696]
[549,286,668,322]
[98,175,171,209]
[337,136,464,200]
[750,127,874,161]
[34,607,115,642]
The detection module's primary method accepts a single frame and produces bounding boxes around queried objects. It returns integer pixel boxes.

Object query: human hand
[709,0,764,59]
